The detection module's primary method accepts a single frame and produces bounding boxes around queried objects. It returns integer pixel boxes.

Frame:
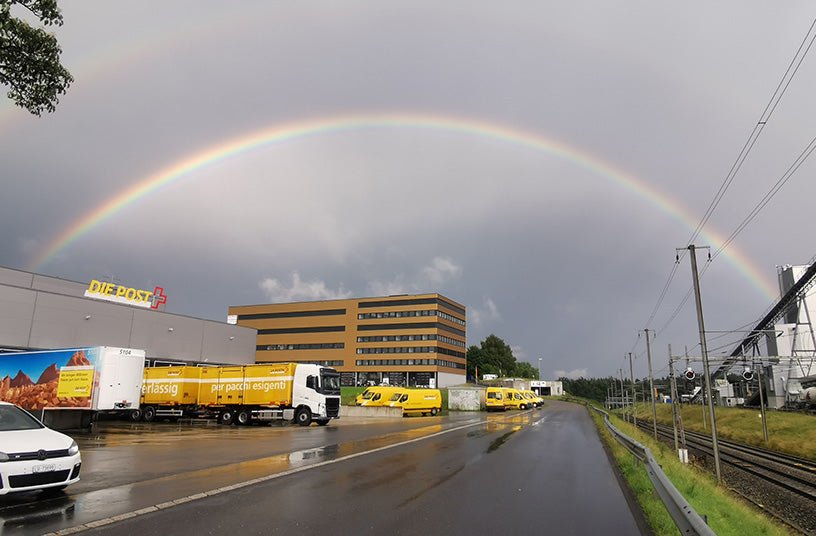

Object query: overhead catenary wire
[641,17,816,336]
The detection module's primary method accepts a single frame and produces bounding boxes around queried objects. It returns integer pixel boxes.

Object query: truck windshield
[0,405,44,431]
[320,373,341,395]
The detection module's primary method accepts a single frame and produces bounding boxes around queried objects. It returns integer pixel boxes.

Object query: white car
[0,402,81,495]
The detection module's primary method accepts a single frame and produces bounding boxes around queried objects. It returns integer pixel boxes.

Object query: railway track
[636,421,816,503]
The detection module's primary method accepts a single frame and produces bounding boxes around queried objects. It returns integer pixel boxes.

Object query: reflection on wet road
[1,403,642,535]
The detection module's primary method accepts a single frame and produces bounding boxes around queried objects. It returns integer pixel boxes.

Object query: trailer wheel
[236,408,252,426]
[219,410,235,425]
[129,409,142,422]
[316,419,330,426]
[430,408,439,416]
[142,406,156,422]
[295,407,312,426]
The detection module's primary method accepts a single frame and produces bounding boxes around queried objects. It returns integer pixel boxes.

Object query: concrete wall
[340,405,403,418]
[0,266,255,364]
[448,386,484,411]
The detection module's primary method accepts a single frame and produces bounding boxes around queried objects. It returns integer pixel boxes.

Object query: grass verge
[580,400,793,536]
[628,403,815,460]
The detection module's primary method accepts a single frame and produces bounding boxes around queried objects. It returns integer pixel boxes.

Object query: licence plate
[32,464,56,473]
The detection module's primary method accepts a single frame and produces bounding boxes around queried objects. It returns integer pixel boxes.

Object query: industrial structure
[0,266,256,365]
[228,293,467,388]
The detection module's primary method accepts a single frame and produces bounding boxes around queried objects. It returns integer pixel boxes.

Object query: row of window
[438,334,466,347]
[238,308,346,321]
[357,309,465,326]
[355,346,466,359]
[356,359,436,366]
[258,325,345,335]
[358,297,466,316]
[356,334,465,347]
[258,360,344,367]
[436,310,466,326]
[437,346,466,358]
[357,346,437,354]
[354,359,466,370]
[257,343,345,351]
[357,321,465,337]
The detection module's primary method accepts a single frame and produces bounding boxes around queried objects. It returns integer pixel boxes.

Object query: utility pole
[684,244,722,483]
[668,346,679,451]
[756,360,769,443]
[644,329,658,440]
[619,368,627,422]
[628,352,637,427]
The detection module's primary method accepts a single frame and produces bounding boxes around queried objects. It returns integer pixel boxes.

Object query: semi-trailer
[139,362,341,426]
[0,346,145,430]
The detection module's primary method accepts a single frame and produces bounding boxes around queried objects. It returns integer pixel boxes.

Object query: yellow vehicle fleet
[139,363,341,426]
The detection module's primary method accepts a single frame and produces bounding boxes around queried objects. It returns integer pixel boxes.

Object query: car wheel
[295,407,312,426]
[430,408,439,416]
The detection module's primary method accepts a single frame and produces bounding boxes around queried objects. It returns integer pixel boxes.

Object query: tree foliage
[1,0,73,115]
[466,334,538,379]
[559,377,617,403]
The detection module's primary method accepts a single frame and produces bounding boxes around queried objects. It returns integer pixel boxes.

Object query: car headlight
[67,441,79,456]
[0,451,8,462]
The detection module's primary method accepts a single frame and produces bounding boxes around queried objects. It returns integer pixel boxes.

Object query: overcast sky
[2,1,815,380]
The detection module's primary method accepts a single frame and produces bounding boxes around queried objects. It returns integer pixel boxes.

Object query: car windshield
[0,405,44,431]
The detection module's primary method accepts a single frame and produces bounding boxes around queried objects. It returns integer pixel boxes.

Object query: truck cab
[293,365,341,426]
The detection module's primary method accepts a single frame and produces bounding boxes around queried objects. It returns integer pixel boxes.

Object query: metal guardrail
[591,406,716,536]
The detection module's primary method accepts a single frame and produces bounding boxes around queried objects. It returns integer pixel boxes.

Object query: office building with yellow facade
[228,293,466,388]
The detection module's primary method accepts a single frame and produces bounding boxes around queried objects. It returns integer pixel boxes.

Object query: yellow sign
[83,279,167,309]
[57,367,94,398]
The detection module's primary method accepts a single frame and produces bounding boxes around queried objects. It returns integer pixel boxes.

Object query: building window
[257,343,344,351]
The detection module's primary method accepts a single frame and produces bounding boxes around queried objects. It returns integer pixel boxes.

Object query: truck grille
[326,398,340,417]
[9,470,70,488]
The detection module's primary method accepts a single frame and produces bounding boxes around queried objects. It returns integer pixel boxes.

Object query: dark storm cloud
[2,0,816,380]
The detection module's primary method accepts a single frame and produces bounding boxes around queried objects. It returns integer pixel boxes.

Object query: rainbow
[28,113,778,300]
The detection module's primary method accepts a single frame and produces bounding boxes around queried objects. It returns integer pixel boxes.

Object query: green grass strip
[580,399,793,536]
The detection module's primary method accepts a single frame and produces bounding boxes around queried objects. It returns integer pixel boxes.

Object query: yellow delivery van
[502,388,527,410]
[388,388,442,416]
[521,390,543,408]
[485,386,506,411]
[355,386,402,406]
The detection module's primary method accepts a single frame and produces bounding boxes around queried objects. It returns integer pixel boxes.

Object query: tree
[513,361,538,379]
[1,0,73,115]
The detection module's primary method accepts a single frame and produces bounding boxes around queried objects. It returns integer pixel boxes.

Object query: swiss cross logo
[150,287,167,309]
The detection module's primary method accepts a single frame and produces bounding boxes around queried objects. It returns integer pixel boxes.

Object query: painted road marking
[44,412,539,535]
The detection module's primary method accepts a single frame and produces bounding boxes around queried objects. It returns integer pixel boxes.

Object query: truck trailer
[0,346,145,430]
[139,362,341,426]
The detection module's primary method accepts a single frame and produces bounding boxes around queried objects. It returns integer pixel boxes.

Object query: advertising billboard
[0,347,103,411]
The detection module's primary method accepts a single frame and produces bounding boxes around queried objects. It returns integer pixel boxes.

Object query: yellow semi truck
[138,363,341,426]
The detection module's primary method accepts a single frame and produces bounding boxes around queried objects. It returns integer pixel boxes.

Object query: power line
[641,18,816,336]
[685,17,816,248]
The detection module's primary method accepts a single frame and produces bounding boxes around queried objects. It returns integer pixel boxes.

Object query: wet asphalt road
[0,401,642,535]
